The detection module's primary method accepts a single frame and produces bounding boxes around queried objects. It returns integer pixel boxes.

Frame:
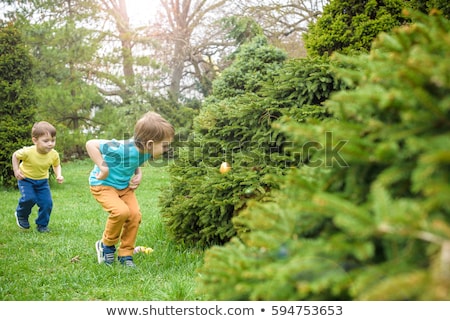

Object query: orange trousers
[90,185,141,257]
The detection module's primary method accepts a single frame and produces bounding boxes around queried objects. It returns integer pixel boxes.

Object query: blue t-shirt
[89,139,151,189]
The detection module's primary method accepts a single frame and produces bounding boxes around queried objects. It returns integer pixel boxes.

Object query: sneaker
[37,225,50,233]
[15,212,30,229]
[95,240,115,265]
[118,256,136,268]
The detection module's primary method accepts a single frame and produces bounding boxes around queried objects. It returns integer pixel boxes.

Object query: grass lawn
[0,160,205,301]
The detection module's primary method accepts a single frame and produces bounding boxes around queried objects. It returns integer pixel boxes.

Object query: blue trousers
[16,178,53,227]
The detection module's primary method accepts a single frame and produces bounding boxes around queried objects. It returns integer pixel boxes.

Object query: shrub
[0,22,36,188]
[160,38,349,247]
[304,0,408,56]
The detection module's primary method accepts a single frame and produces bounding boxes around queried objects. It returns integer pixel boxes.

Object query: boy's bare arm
[53,164,64,183]
[129,167,142,189]
[12,152,25,180]
[86,139,109,179]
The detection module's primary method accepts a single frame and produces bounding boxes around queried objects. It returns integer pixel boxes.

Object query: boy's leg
[15,179,37,228]
[35,179,53,228]
[117,188,142,257]
[90,186,131,247]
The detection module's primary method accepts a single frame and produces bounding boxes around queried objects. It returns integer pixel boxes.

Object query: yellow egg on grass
[144,248,153,254]
[134,246,154,254]
[219,162,231,174]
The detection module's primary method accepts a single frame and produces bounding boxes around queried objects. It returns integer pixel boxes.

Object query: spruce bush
[196,11,450,300]
[160,37,349,247]
[304,0,408,56]
[0,23,36,188]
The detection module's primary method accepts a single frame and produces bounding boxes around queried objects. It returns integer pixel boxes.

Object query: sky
[125,0,162,26]
[0,1,161,24]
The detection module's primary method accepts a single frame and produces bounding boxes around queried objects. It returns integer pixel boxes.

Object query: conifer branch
[378,223,447,245]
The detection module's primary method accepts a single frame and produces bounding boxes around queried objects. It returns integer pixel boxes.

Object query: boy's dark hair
[32,121,56,138]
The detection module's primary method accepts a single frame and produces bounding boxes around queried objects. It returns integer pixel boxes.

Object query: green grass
[0,160,205,301]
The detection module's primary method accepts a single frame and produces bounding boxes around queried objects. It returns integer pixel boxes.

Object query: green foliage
[408,0,450,18]
[221,15,264,45]
[304,0,409,56]
[35,78,104,160]
[196,11,450,300]
[161,38,349,247]
[24,9,105,159]
[0,22,36,188]
[262,55,352,108]
[211,36,287,99]
[161,37,287,247]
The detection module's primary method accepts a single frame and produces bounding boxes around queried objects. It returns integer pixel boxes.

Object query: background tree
[233,0,326,57]
[304,0,408,56]
[91,0,149,103]
[147,0,327,98]
[148,0,229,99]
[34,1,104,158]
[2,0,108,158]
[0,22,36,188]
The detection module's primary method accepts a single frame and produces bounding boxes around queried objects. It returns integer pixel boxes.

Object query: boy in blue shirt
[86,112,174,267]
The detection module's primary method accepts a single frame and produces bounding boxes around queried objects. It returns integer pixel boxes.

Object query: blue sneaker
[37,225,50,233]
[95,240,115,265]
[15,212,30,229]
[118,256,136,268]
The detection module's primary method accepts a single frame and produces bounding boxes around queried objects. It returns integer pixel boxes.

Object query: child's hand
[129,172,142,189]
[14,169,25,180]
[96,165,109,180]
[56,176,64,184]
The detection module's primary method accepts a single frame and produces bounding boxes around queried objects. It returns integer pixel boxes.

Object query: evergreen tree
[160,37,349,247]
[160,36,287,247]
[304,0,409,56]
[0,22,36,188]
[21,1,104,159]
[196,11,450,300]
